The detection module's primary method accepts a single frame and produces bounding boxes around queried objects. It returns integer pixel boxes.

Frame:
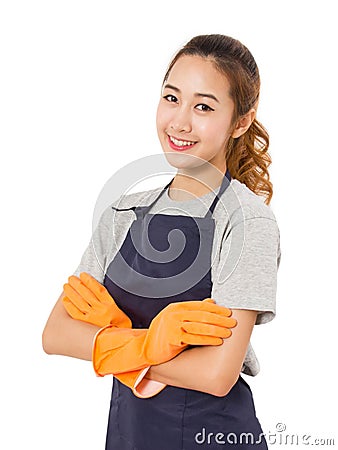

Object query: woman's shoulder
[96,185,164,230]
[224,179,278,224]
[221,179,281,265]
[100,186,163,219]
[112,186,164,209]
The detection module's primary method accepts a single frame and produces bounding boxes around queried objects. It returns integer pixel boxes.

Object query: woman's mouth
[167,135,197,151]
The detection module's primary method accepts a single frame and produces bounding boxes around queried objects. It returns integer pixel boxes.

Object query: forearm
[145,343,235,397]
[145,309,257,397]
[42,293,100,361]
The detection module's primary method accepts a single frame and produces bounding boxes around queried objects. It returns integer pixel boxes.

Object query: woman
[43,34,281,449]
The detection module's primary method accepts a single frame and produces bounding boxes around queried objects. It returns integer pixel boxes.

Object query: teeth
[170,136,196,147]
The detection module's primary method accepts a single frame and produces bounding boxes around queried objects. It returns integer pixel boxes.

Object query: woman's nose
[170,107,192,133]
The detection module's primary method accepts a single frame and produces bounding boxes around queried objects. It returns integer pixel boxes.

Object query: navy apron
[103,171,268,449]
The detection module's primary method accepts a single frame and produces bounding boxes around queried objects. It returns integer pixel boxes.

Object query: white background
[1,1,337,449]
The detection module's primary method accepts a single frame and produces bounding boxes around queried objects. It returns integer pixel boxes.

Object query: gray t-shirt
[74,178,281,376]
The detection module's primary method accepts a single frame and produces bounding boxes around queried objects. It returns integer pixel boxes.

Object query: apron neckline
[139,169,232,219]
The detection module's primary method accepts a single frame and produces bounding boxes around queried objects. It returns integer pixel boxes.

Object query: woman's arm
[43,296,256,397]
[42,293,100,360]
[144,309,257,397]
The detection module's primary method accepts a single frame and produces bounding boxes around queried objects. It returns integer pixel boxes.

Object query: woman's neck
[168,164,227,201]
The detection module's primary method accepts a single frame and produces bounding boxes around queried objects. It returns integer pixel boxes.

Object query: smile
[168,135,197,151]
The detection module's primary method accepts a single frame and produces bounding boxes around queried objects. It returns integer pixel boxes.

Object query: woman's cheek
[204,118,232,145]
[196,119,220,142]
[157,107,172,133]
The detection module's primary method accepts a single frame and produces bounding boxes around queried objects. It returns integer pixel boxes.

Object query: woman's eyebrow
[163,83,220,103]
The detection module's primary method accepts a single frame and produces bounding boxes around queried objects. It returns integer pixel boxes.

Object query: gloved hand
[93,298,237,377]
[62,272,132,328]
[62,272,150,395]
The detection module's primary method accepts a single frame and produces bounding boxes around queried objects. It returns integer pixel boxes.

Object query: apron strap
[125,178,175,219]
[142,178,175,214]
[111,179,174,216]
[112,170,231,218]
[204,169,232,217]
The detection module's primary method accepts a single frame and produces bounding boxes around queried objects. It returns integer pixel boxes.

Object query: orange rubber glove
[62,273,151,394]
[93,299,237,377]
[62,272,132,328]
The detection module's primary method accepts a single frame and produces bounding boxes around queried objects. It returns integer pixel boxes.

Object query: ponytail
[227,119,273,204]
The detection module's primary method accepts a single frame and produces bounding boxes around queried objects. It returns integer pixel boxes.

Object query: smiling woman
[157,55,237,181]
[42,34,281,450]
[158,35,272,203]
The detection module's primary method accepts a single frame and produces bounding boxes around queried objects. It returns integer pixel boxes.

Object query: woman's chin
[163,151,206,170]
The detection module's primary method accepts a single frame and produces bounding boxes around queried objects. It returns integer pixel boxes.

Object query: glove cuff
[132,367,167,398]
[92,324,113,377]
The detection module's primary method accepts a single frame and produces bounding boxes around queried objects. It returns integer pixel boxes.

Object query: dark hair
[163,34,273,204]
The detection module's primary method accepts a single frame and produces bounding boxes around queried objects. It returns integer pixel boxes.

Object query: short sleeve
[73,207,113,283]
[212,215,281,325]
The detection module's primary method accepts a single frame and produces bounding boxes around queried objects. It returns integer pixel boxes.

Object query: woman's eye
[195,104,214,112]
[163,94,178,103]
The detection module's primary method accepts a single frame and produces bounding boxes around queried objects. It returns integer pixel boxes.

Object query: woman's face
[156,55,235,173]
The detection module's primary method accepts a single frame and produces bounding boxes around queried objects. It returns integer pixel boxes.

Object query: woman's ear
[231,108,256,139]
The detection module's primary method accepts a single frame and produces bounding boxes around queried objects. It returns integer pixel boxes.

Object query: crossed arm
[42,292,257,397]
[144,308,256,396]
